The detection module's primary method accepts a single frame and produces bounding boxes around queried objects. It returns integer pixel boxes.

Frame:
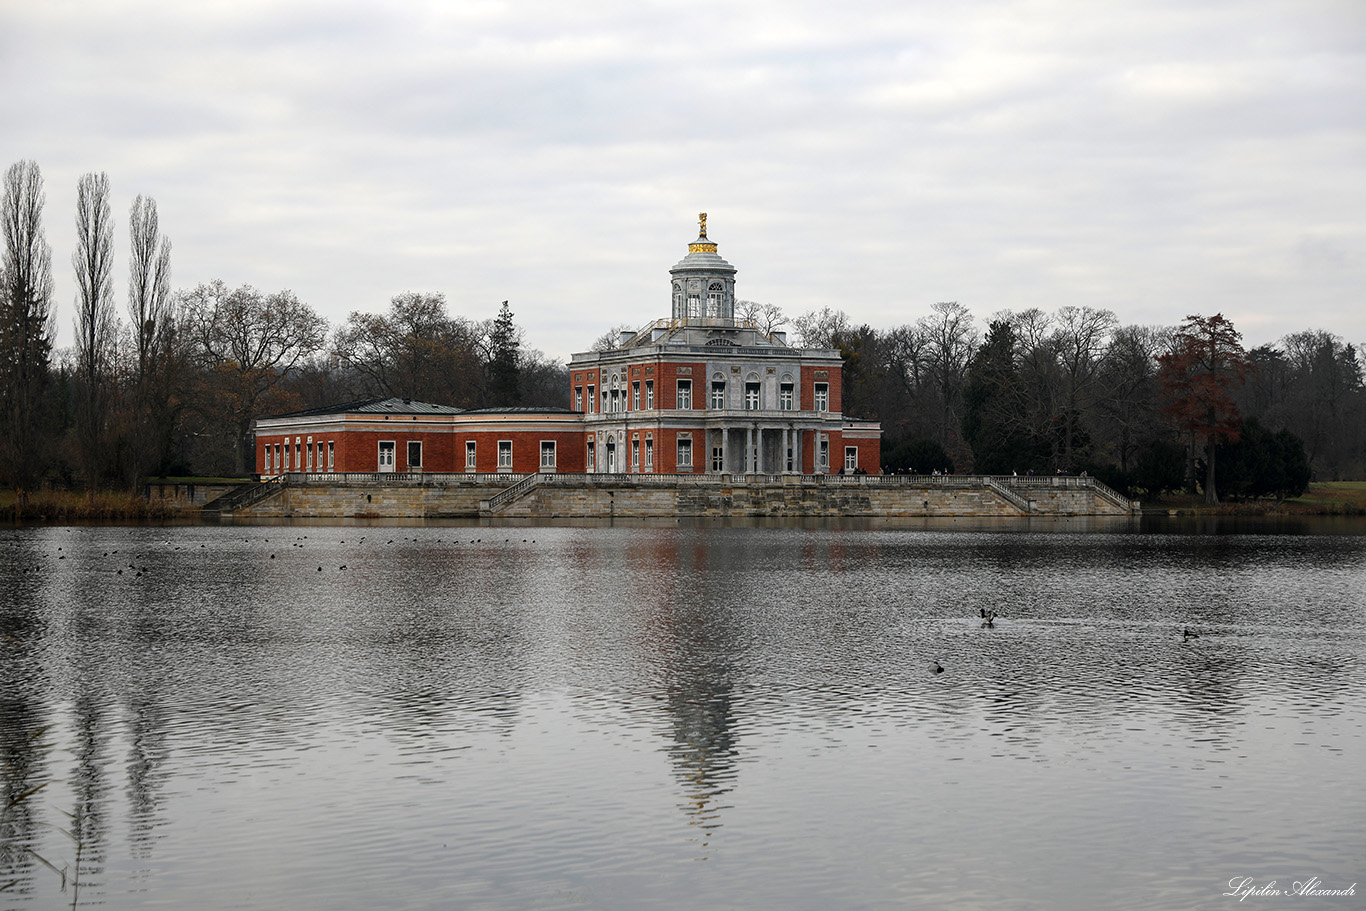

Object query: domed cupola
[670,213,737,323]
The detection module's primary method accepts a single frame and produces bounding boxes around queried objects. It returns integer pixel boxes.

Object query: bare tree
[123,194,176,484]
[917,301,977,451]
[333,292,482,405]
[735,300,787,336]
[791,306,852,349]
[72,171,116,486]
[589,322,637,352]
[0,160,56,491]
[1051,305,1117,468]
[128,195,173,382]
[180,280,328,474]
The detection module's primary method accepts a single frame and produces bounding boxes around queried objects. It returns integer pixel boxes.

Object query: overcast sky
[3,0,1363,362]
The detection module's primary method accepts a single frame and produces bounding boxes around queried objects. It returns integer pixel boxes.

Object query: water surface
[1,522,1362,909]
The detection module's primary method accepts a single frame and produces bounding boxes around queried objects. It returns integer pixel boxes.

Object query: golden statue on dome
[699,212,707,236]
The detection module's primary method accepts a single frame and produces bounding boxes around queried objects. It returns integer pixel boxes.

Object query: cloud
[2,0,1363,362]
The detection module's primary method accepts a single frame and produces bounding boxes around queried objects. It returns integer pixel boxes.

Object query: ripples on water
[1,522,1363,910]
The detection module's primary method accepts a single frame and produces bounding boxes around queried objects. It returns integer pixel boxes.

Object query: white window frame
[497,440,513,471]
[631,438,640,469]
[677,437,693,469]
[466,441,477,471]
[780,383,794,411]
[378,440,396,472]
[819,439,829,470]
[540,440,556,472]
[574,386,582,411]
[845,446,858,472]
[644,437,653,471]
[815,383,829,412]
[327,441,334,471]
[587,385,595,414]
[710,381,725,410]
[307,436,314,471]
[645,380,654,409]
[677,379,692,410]
[586,440,596,472]
[632,381,640,411]
[407,440,423,471]
[745,382,761,411]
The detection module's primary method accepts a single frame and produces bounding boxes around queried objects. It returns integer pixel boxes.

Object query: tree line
[744,299,1360,502]
[4,157,1360,497]
[1,160,566,490]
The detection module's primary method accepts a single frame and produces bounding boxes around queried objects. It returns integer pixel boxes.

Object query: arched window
[673,282,684,318]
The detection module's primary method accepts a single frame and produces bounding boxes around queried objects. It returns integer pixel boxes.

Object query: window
[712,446,724,471]
[466,441,477,471]
[279,443,286,472]
[264,445,272,475]
[498,440,512,470]
[574,386,582,411]
[676,379,692,410]
[845,447,858,472]
[707,281,724,318]
[780,383,794,411]
[408,441,423,470]
[586,440,596,472]
[307,440,314,471]
[316,442,324,470]
[819,439,829,470]
[610,389,620,413]
[631,438,640,469]
[710,381,725,409]
[687,279,701,318]
[632,381,640,411]
[378,441,395,472]
[677,437,693,469]
[586,385,595,413]
[745,382,761,410]
[644,438,653,471]
[540,441,556,470]
[327,441,334,471]
[645,380,654,409]
[602,388,609,412]
[815,383,829,412]
[296,442,302,470]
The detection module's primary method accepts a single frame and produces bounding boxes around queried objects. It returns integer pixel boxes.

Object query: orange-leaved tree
[1157,314,1252,504]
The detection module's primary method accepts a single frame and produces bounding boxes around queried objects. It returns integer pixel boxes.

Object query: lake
[1,519,1363,909]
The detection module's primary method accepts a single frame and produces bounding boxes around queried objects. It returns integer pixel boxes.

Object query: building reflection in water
[632,534,742,851]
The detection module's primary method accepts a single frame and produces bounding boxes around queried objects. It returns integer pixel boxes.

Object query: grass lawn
[1151,481,1366,515]
[1279,481,1366,514]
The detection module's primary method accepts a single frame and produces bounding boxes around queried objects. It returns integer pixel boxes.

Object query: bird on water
[1183,628,1199,641]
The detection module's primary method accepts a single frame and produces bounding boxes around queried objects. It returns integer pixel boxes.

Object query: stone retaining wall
[234,477,1134,519]
[245,482,503,518]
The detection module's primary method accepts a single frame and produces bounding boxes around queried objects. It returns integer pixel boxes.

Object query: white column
[756,427,764,474]
[745,426,753,474]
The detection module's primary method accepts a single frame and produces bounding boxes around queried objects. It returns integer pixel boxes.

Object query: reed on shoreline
[0,489,182,522]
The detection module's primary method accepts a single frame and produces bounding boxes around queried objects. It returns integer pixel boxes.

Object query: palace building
[254,215,881,477]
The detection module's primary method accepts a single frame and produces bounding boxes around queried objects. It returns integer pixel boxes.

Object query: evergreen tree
[488,300,521,407]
